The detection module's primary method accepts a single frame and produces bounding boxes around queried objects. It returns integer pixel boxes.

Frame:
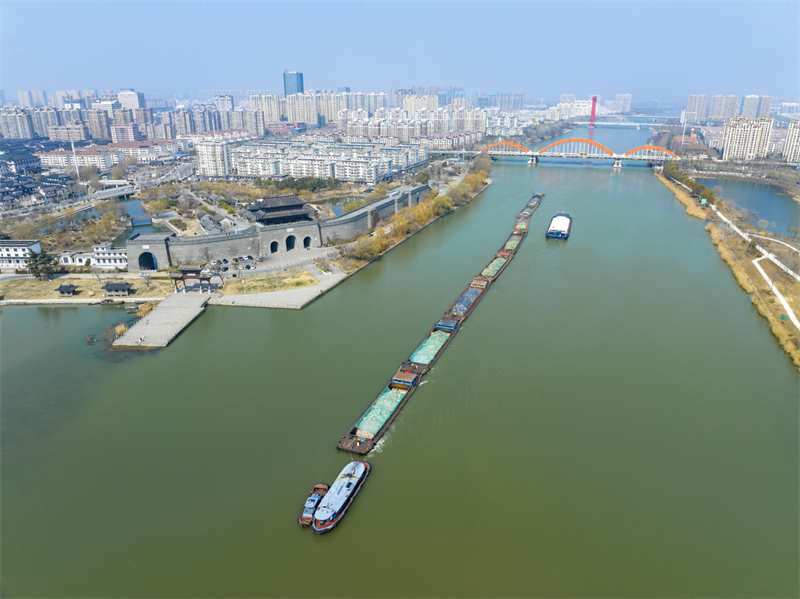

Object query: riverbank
[706,222,800,368]
[656,168,800,369]
[654,172,708,219]
[0,276,173,301]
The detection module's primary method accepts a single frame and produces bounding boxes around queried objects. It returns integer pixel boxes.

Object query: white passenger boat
[312,461,370,534]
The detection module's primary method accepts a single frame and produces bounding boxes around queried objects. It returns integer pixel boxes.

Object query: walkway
[112,292,211,348]
[208,264,347,309]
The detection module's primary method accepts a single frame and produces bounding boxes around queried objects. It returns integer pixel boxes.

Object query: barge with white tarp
[336,193,543,455]
[546,212,572,239]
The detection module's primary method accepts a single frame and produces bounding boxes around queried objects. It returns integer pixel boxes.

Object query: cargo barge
[336,193,543,455]
[546,212,572,239]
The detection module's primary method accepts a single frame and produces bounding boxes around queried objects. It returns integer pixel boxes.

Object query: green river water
[2,128,798,597]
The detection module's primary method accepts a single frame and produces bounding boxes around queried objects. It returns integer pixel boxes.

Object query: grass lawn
[217,269,318,295]
[0,277,173,300]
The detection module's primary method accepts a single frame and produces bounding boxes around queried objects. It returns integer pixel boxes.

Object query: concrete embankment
[112,292,211,349]
[209,265,346,309]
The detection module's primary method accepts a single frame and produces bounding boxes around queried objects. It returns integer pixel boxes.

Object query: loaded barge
[337,193,543,455]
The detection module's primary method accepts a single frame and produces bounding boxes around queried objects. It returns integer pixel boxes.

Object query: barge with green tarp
[336,193,544,455]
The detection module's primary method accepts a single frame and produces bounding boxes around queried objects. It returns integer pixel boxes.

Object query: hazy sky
[2,1,799,102]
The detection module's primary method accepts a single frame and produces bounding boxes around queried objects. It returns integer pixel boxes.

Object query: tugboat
[298,484,329,528]
[545,213,573,239]
[312,461,370,534]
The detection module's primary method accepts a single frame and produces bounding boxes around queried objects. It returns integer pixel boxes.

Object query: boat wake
[372,434,389,453]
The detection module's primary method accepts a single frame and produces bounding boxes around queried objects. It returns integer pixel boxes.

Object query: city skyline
[2,1,798,101]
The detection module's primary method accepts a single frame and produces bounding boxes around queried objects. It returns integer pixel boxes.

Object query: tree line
[663,162,717,205]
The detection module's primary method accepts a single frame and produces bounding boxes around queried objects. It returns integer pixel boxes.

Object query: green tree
[27,251,59,280]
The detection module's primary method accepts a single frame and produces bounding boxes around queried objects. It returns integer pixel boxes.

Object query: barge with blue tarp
[336,193,543,455]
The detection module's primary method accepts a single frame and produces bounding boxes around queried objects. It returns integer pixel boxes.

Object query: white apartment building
[91,242,128,268]
[231,141,427,185]
[782,120,800,163]
[58,243,127,269]
[36,149,121,169]
[708,95,738,120]
[403,95,439,113]
[197,140,234,178]
[721,116,773,160]
[686,95,707,121]
[741,95,760,118]
[0,240,42,269]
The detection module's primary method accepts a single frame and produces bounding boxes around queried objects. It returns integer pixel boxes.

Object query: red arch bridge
[437,139,679,166]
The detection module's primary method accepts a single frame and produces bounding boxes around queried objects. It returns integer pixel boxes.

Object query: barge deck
[336,193,543,454]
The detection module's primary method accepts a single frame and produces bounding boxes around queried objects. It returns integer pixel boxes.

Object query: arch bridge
[465,139,679,166]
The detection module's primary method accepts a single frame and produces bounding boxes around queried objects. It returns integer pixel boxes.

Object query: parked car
[221,266,229,272]
[222,259,228,264]
[246,255,254,261]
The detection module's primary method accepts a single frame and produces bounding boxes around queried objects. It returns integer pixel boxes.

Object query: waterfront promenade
[209,264,346,309]
[112,292,210,348]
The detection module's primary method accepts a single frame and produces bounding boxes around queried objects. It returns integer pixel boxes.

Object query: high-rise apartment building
[403,95,439,113]
[214,94,234,112]
[29,107,60,137]
[616,93,632,114]
[17,90,33,107]
[708,95,738,120]
[31,90,48,107]
[686,95,707,121]
[118,89,146,110]
[283,71,304,96]
[741,95,760,118]
[94,100,121,117]
[85,109,111,139]
[560,93,576,104]
[721,116,773,160]
[197,140,234,178]
[48,124,90,142]
[0,108,35,138]
[757,95,772,117]
[133,108,154,126]
[111,123,146,143]
[782,120,800,163]
[250,94,282,121]
[114,108,134,124]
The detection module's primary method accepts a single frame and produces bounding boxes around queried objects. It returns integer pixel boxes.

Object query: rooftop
[0,239,41,247]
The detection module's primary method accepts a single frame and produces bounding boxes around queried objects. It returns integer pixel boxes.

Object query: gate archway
[303,236,312,249]
[270,241,279,254]
[286,235,296,251]
[138,252,157,271]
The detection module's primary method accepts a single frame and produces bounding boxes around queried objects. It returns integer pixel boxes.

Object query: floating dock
[337,193,543,454]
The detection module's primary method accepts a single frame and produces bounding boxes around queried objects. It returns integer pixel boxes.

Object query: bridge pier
[612,158,623,169]
[528,155,538,166]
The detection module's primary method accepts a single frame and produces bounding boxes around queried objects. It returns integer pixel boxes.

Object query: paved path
[113,292,211,348]
[208,265,347,309]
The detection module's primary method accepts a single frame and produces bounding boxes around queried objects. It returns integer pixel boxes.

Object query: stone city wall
[126,185,430,271]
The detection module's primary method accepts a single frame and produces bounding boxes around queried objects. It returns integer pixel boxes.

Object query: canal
[1,127,798,598]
